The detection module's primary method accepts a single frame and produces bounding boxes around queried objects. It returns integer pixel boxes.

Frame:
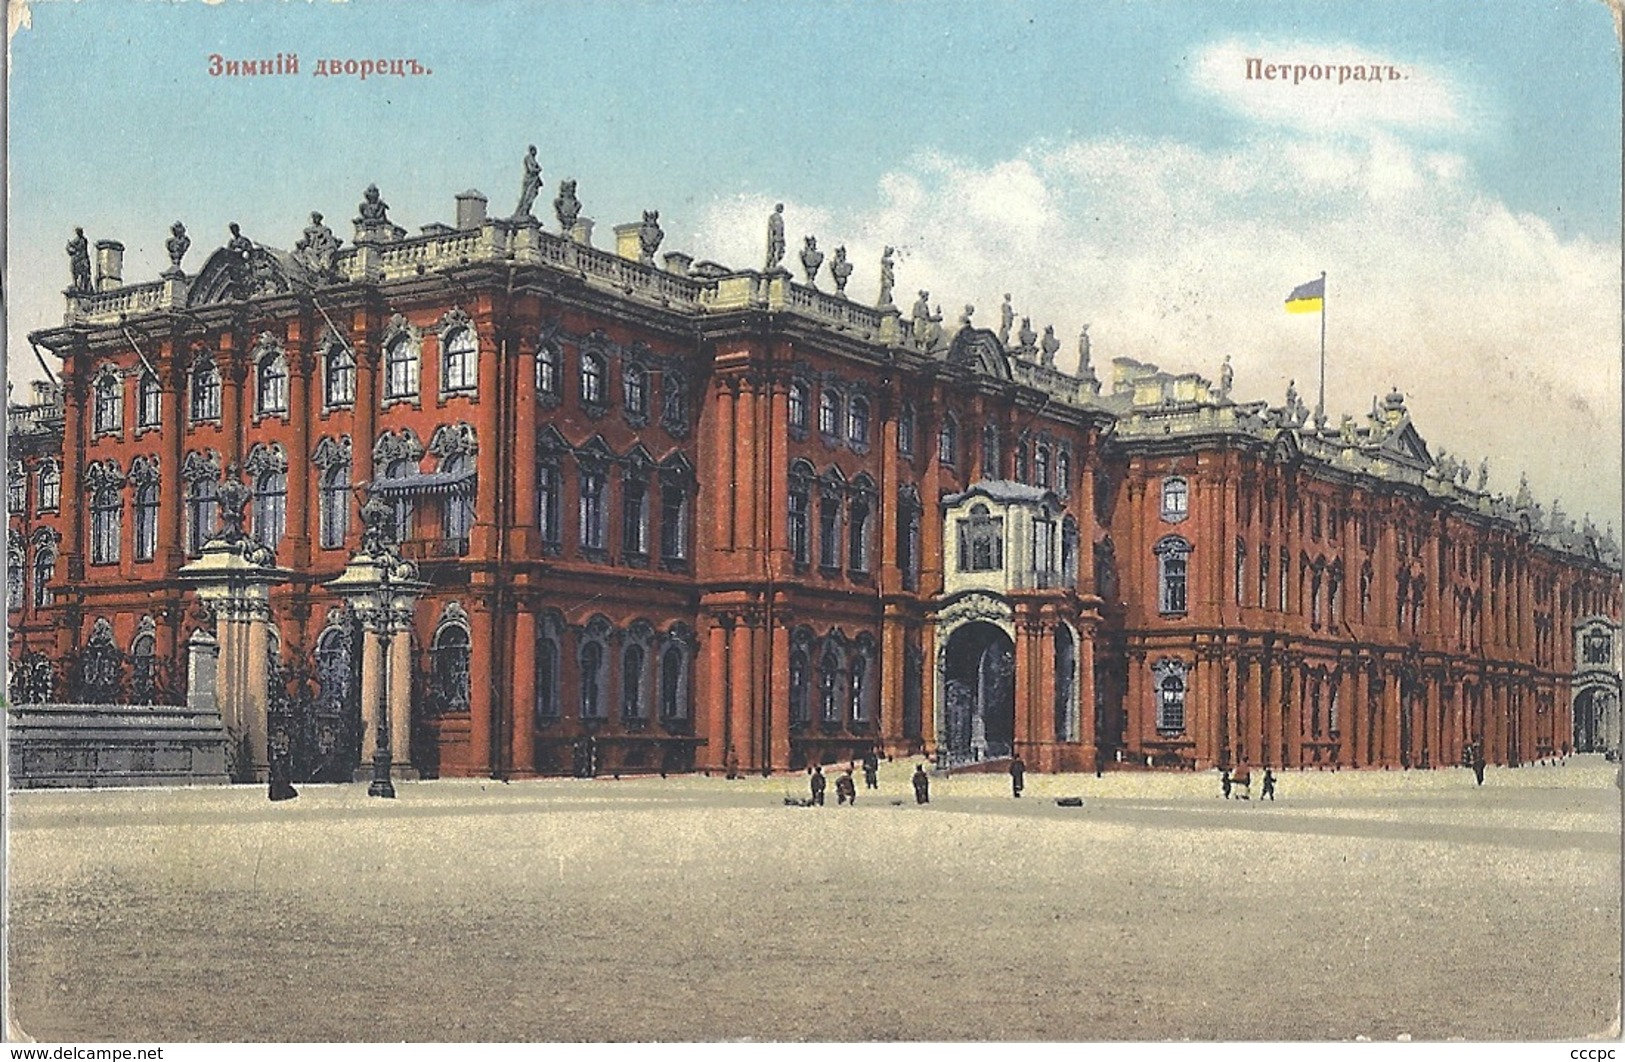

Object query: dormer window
[1161,477,1188,522]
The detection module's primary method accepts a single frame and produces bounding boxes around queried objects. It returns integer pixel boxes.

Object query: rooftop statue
[66,227,92,294]
[1339,414,1357,444]
[513,145,543,220]
[163,221,191,279]
[1040,325,1059,366]
[638,210,664,265]
[225,222,256,301]
[354,183,404,244]
[1476,458,1489,493]
[293,211,341,282]
[357,184,391,223]
[554,178,582,232]
[799,235,824,288]
[1515,472,1534,510]
[924,304,945,351]
[877,246,896,308]
[829,245,853,297]
[959,304,975,329]
[999,294,1014,346]
[1017,316,1036,350]
[911,290,931,344]
[1218,353,1232,399]
[765,203,786,272]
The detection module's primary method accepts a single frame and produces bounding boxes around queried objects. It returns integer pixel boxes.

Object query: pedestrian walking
[836,769,857,806]
[1220,768,1232,799]
[912,764,930,804]
[1009,753,1026,798]
[1261,768,1276,801]
[1473,746,1486,787]
[810,764,827,806]
[862,747,880,789]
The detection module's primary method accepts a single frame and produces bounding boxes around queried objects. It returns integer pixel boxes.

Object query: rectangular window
[660,483,686,561]
[135,488,159,561]
[138,376,162,428]
[622,479,648,556]
[537,464,560,545]
[91,500,121,565]
[580,469,605,550]
[818,496,841,569]
[789,490,809,565]
[1033,520,1054,573]
[1278,548,1290,611]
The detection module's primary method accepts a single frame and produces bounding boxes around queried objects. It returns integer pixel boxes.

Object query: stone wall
[8,703,229,789]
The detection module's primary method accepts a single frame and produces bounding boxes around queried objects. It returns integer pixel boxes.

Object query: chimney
[569,218,595,247]
[94,240,124,292]
[613,222,641,262]
[662,251,693,277]
[455,190,488,231]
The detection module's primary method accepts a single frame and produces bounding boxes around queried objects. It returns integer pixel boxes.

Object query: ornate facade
[8,174,1621,778]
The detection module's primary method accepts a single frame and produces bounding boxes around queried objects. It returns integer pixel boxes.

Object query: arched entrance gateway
[940,620,1016,766]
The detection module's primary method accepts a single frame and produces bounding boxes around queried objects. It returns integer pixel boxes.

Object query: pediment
[1377,419,1433,470]
[187,244,306,306]
[945,327,1013,381]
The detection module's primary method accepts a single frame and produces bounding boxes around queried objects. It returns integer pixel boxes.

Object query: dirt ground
[6,757,1621,1042]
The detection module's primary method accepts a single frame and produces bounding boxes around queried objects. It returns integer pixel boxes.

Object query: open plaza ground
[5,757,1621,1042]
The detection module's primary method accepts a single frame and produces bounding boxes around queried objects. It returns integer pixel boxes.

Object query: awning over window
[369,467,476,496]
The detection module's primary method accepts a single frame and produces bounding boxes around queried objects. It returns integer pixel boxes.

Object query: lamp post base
[367,747,396,799]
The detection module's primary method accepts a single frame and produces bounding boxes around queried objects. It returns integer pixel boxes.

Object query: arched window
[1152,659,1188,731]
[257,352,288,414]
[938,414,959,466]
[134,477,159,561]
[320,461,350,549]
[1234,540,1246,606]
[1054,626,1077,742]
[580,350,606,406]
[130,632,157,705]
[579,467,606,550]
[442,454,474,542]
[137,372,162,428]
[385,335,418,400]
[89,479,122,565]
[659,475,687,561]
[623,363,648,417]
[385,459,415,543]
[898,403,916,457]
[442,327,477,393]
[958,503,1003,572]
[788,381,809,432]
[186,477,217,556]
[93,371,122,434]
[325,344,356,407]
[37,462,60,512]
[432,625,472,714]
[252,470,287,550]
[981,424,1000,477]
[621,643,647,721]
[7,550,22,612]
[622,472,648,557]
[580,640,605,718]
[1155,535,1191,615]
[1161,477,1188,522]
[818,484,843,570]
[1278,546,1290,612]
[32,548,55,609]
[1259,548,1270,608]
[535,630,560,721]
[537,342,560,396]
[1015,443,1029,483]
[847,490,871,573]
[819,648,842,725]
[190,358,221,423]
[789,463,812,566]
[847,395,869,446]
[1061,516,1080,585]
[898,487,922,591]
[658,640,690,721]
[789,646,810,726]
[849,651,870,724]
[7,464,25,514]
[1055,450,1072,496]
[818,388,841,437]
[1035,446,1051,488]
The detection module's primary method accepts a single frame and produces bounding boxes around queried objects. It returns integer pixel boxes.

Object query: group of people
[1219,766,1277,801]
[804,751,1032,805]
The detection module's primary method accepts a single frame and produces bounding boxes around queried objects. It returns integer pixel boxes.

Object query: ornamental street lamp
[327,495,426,799]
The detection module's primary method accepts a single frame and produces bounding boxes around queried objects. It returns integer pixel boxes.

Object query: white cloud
[691,133,1621,524]
[1190,38,1477,136]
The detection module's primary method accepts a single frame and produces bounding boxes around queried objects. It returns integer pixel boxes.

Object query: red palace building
[7,173,1621,780]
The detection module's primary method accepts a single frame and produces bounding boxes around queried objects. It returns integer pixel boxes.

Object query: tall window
[818,389,840,437]
[659,642,688,721]
[621,643,647,721]
[537,461,560,545]
[32,549,55,609]
[659,480,687,561]
[537,343,560,396]
[849,651,871,724]
[432,625,472,713]
[1259,548,1270,608]
[579,468,606,550]
[1278,547,1290,611]
[186,477,218,555]
[982,425,1001,477]
[1158,673,1186,730]
[252,471,287,550]
[622,475,648,556]
[898,491,921,591]
[325,344,356,406]
[848,493,871,573]
[1156,535,1191,615]
[847,396,869,446]
[1161,477,1188,522]
[138,374,162,428]
[818,493,842,570]
[442,328,477,393]
[90,484,121,565]
[1061,516,1079,585]
[191,360,221,423]
[938,415,958,466]
[257,353,288,414]
[386,459,415,543]
[789,647,810,726]
[623,363,648,418]
[580,640,605,718]
[7,467,24,514]
[580,351,606,406]
[1014,444,1028,483]
[898,403,916,457]
[1035,446,1051,489]
[819,649,841,725]
[320,462,350,549]
[93,372,122,434]
[7,554,22,612]
[958,504,1003,572]
[442,455,474,542]
[788,381,809,432]
[385,335,418,399]
[789,473,811,566]
[37,463,60,511]
[1055,450,1071,496]
[134,479,159,561]
[660,372,688,434]
[535,633,560,720]
[1033,518,1055,574]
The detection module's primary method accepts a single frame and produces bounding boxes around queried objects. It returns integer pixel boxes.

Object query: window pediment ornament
[576,434,616,466]
[128,455,161,486]
[312,434,354,470]
[88,617,116,648]
[427,422,478,460]
[373,427,425,466]
[30,526,62,549]
[438,306,474,338]
[83,458,126,492]
[181,449,223,483]
[243,441,289,477]
[7,528,23,554]
[936,590,1013,629]
[623,444,655,475]
[381,313,420,348]
[251,331,284,361]
[536,425,570,455]
[433,601,471,640]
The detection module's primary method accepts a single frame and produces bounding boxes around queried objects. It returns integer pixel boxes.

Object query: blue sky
[7,0,1621,520]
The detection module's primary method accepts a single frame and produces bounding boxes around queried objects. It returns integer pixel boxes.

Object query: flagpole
[1316,270,1327,424]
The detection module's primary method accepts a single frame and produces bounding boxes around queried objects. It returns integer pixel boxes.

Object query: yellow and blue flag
[1285,276,1324,314]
